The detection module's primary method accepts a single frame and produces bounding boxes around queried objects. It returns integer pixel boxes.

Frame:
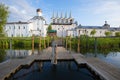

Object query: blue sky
[0,0,120,27]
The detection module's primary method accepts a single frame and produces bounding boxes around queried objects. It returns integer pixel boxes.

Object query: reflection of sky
[105,52,120,68]
[85,52,120,68]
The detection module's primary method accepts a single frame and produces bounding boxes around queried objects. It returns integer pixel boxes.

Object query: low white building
[4,9,48,37]
[67,21,120,37]
[76,26,108,37]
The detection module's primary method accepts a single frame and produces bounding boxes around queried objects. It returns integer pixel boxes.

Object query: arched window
[53,19,55,23]
[70,19,73,23]
[57,19,59,23]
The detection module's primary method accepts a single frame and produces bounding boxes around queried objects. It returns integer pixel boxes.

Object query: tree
[90,29,96,37]
[105,31,112,37]
[47,24,52,31]
[115,32,120,37]
[0,3,9,37]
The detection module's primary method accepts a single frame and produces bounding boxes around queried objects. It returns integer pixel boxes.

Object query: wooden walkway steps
[72,53,120,80]
[0,47,120,80]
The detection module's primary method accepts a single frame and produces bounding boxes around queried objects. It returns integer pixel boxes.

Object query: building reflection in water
[6,50,32,58]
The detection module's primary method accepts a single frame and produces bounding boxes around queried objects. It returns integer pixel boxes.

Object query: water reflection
[0,49,6,63]
[85,51,120,68]
[6,50,32,58]
[8,61,95,80]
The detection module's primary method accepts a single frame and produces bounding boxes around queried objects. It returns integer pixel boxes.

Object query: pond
[7,61,96,80]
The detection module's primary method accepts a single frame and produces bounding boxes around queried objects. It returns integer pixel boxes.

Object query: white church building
[4,9,48,37]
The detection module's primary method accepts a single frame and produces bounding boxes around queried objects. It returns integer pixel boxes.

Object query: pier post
[66,37,67,49]
[94,37,97,57]
[6,41,8,49]
[38,62,43,72]
[77,37,80,53]
[2,41,4,49]
[32,34,34,54]
[47,37,49,47]
[70,35,71,53]
[44,37,46,49]
[10,38,12,55]
[39,36,41,51]
[54,44,57,64]
[51,41,57,64]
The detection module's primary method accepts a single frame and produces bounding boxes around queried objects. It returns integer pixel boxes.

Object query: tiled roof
[6,21,29,24]
[47,30,57,33]
[30,16,45,21]
[77,25,120,31]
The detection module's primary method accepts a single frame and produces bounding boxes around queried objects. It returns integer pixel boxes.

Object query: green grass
[65,37,120,52]
[0,37,52,49]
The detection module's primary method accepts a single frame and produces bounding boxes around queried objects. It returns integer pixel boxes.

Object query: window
[14,26,15,29]
[9,26,11,29]
[82,30,84,33]
[70,19,73,23]
[23,26,25,29]
[19,26,20,29]
[57,19,59,23]
[58,28,59,30]
[37,22,39,25]
[37,28,39,30]
[53,19,55,23]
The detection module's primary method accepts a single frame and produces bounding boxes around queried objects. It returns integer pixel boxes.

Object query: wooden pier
[0,47,120,80]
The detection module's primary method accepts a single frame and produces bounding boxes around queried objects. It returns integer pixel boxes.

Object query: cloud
[92,0,120,27]
[0,0,36,22]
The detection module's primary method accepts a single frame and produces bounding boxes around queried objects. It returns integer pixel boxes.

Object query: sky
[0,0,120,27]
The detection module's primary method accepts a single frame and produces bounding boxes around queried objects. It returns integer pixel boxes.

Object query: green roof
[47,30,57,33]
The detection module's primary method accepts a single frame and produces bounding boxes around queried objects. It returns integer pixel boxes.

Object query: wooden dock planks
[73,54,120,80]
[86,58,120,80]
[0,47,120,80]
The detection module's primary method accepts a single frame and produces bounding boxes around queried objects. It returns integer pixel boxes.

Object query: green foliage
[0,3,9,36]
[0,49,6,62]
[115,32,120,37]
[0,37,52,49]
[47,24,52,31]
[90,29,96,37]
[105,31,112,36]
[66,37,120,52]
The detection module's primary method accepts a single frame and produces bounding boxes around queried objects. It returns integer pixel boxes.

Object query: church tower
[36,9,42,16]
[51,11,74,25]
[103,21,110,29]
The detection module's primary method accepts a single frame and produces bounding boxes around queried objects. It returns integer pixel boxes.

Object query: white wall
[76,28,108,37]
[52,23,76,37]
[4,23,30,37]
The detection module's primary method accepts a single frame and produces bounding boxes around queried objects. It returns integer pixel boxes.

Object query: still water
[8,61,96,80]
[85,52,120,68]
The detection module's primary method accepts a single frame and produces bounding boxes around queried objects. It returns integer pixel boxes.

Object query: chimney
[36,9,42,16]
